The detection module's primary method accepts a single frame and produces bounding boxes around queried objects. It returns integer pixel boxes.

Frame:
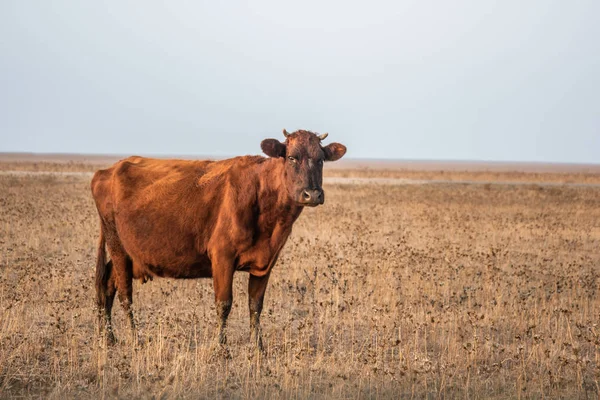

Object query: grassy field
[1,163,599,398]
[2,157,600,185]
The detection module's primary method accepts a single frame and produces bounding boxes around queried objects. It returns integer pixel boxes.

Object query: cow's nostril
[302,190,311,201]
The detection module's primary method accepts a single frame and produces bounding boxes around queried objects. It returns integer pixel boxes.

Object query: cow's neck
[257,158,304,226]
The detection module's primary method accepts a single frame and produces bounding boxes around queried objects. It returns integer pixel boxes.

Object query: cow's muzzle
[299,188,324,206]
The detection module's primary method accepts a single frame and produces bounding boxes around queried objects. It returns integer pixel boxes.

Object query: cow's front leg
[212,254,235,348]
[248,272,271,352]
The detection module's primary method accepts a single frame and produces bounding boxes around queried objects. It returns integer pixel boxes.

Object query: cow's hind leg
[95,225,117,344]
[97,260,117,344]
[114,255,136,337]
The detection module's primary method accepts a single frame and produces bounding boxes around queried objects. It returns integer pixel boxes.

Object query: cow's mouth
[298,201,322,207]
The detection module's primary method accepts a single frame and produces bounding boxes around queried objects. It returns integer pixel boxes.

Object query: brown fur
[91,130,346,348]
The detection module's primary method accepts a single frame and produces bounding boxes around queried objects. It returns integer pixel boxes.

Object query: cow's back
[91,156,266,278]
[93,156,214,209]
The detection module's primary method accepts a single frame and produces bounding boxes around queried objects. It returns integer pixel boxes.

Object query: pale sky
[1,1,598,163]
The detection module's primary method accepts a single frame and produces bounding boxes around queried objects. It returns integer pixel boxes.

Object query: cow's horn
[318,132,328,141]
[283,129,290,138]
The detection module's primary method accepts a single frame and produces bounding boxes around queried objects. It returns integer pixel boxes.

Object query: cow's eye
[288,156,297,163]
[317,159,324,165]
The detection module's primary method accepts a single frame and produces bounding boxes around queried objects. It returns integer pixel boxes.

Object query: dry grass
[326,168,600,185]
[0,161,103,173]
[1,169,600,398]
[3,158,600,185]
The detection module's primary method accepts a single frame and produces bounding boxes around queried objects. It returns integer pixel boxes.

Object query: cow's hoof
[133,336,146,349]
[247,343,266,359]
[209,343,232,360]
[103,332,117,346]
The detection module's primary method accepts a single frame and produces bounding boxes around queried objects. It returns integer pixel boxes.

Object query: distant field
[1,152,600,184]
[1,159,599,398]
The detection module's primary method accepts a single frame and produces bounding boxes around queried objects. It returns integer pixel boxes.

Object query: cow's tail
[95,222,110,308]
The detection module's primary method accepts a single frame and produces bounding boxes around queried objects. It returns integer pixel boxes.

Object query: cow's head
[261,129,346,206]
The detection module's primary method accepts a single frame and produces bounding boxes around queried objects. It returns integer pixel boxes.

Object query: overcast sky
[1,1,598,163]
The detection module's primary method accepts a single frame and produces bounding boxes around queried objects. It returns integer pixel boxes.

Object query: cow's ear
[323,142,347,162]
[261,139,286,158]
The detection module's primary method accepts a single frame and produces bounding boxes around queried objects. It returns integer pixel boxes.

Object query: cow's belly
[132,253,212,280]
[117,226,212,280]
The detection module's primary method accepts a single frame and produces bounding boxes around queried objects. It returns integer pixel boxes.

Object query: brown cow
[91,129,346,350]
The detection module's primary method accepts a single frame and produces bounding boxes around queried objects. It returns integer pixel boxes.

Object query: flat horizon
[1,151,599,173]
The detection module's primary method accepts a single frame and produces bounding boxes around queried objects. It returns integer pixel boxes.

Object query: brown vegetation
[326,168,600,185]
[3,156,600,185]
[1,167,599,398]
